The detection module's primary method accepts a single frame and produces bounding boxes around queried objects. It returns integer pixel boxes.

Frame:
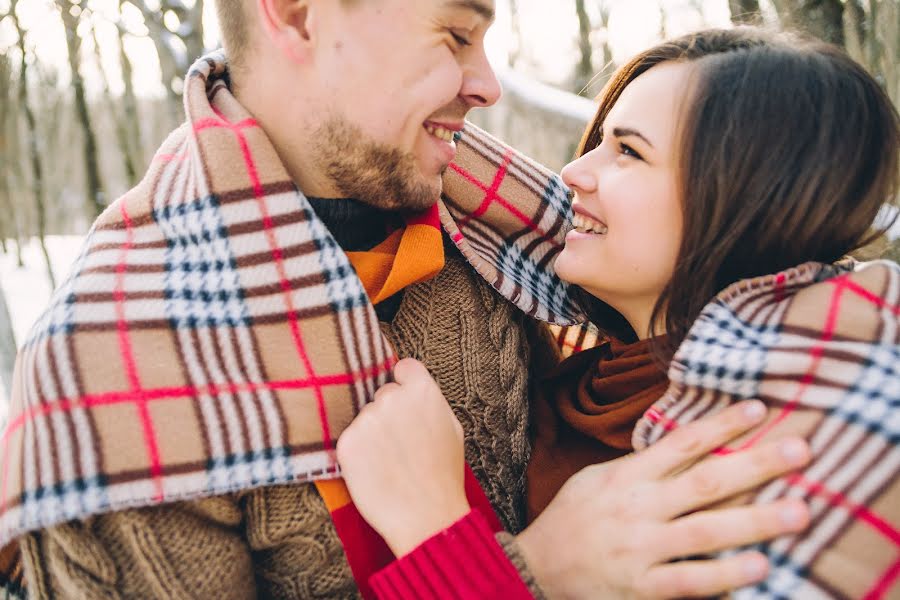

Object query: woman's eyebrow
[612,127,654,148]
[444,0,495,23]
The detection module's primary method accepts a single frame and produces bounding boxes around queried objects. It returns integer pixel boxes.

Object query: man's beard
[313,116,442,212]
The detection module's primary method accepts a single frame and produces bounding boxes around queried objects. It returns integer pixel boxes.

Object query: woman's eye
[619,142,642,160]
[450,31,472,47]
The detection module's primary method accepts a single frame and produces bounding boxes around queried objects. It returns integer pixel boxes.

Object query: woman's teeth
[425,124,456,142]
[572,213,608,235]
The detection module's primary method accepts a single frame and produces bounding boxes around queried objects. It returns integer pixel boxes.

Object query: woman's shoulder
[693,259,898,349]
[634,259,899,448]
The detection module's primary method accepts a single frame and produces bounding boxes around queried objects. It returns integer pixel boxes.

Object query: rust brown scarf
[527,337,669,521]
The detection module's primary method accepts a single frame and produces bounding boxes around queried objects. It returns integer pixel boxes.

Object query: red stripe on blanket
[204,105,335,450]
[455,148,513,230]
[449,160,560,247]
[787,473,900,546]
[118,202,165,501]
[735,275,847,452]
[863,555,900,600]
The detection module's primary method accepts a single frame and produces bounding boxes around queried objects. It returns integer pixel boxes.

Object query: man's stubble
[314,116,444,212]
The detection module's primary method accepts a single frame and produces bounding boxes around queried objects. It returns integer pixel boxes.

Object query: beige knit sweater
[19,256,543,599]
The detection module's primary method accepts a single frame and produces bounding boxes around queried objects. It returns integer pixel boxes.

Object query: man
[0,1,809,597]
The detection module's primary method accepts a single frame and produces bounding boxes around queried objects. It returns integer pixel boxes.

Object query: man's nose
[460,52,502,108]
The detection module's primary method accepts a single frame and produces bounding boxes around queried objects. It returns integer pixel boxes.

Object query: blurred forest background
[0,0,898,394]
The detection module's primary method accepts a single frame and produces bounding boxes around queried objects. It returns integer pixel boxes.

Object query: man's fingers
[660,437,810,518]
[631,401,768,479]
[654,498,809,562]
[640,551,769,599]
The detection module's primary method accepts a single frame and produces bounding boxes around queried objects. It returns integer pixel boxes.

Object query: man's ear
[256,0,316,64]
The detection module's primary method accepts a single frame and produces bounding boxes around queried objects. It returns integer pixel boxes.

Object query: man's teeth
[572,213,608,234]
[425,124,456,142]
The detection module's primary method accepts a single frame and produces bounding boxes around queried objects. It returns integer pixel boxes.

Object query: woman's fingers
[630,400,768,479]
[653,498,809,563]
[640,551,770,599]
[659,437,810,518]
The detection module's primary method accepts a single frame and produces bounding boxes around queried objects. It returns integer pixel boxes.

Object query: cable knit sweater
[18,238,539,598]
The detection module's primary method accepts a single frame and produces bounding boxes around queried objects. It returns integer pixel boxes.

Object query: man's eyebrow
[612,126,654,148]
[445,0,495,22]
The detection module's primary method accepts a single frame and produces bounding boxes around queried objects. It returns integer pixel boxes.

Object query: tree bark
[0,55,13,256]
[116,0,144,170]
[729,0,762,24]
[573,0,593,93]
[508,0,522,68]
[770,0,845,46]
[131,0,207,127]
[91,17,139,187]
[11,0,56,289]
[0,281,17,393]
[58,0,106,219]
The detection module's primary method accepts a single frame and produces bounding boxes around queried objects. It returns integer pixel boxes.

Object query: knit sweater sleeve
[18,482,360,600]
[18,494,257,599]
[369,510,537,600]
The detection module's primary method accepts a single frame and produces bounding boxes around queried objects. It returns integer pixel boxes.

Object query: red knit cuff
[369,509,533,600]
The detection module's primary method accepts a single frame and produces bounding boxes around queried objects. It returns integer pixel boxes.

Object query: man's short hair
[214,0,362,67]
[214,0,250,67]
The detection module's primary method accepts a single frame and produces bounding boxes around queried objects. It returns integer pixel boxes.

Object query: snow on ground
[1,236,86,343]
[0,236,85,412]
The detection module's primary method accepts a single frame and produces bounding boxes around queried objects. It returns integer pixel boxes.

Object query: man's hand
[516,400,811,599]
[336,358,470,557]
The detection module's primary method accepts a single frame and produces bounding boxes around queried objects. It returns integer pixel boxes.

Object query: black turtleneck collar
[305,196,404,253]
[305,196,405,321]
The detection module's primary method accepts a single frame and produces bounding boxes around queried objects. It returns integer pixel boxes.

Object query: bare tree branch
[90,13,139,186]
[57,0,106,218]
[10,0,56,288]
[729,0,763,25]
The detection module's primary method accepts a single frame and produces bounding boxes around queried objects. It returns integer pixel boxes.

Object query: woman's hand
[336,358,471,557]
[516,400,812,599]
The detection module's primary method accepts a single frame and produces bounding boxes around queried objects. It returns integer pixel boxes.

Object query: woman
[338,27,900,599]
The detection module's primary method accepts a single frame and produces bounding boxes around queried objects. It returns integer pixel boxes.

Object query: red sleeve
[369,509,534,600]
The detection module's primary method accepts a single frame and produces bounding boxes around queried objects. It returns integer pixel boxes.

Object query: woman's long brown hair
[573,27,900,360]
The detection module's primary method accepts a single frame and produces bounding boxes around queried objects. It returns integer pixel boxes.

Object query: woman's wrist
[385,501,472,557]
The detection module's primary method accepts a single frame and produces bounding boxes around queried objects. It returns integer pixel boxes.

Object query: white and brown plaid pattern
[634,260,900,599]
[0,52,582,553]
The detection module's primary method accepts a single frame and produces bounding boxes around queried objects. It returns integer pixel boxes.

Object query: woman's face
[555,61,694,337]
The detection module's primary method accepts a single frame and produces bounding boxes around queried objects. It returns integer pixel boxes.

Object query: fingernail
[779,503,806,528]
[742,556,767,580]
[743,400,766,421]
[779,439,807,463]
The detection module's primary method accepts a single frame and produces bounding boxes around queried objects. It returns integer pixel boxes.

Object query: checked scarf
[632,260,900,599]
[0,50,582,596]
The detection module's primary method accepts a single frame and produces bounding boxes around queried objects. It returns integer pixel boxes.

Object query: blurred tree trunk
[58,0,106,218]
[132,0,207,128]
[769,0,845,45]
[768,1,898,111]
[1,52,27,268]
[115,0,144,171]
[574,0,593,93]
[91,18,139,187]
[11,0,56,289]
[0,281,17,391]
[508,0,522,68]
[729,0,763,24]
[0,54,14,257]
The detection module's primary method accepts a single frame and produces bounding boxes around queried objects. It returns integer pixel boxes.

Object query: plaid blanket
[633,260,900,599]
[0,51,582,561]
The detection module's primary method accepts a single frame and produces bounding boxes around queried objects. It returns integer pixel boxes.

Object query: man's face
[309,0,500,211]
